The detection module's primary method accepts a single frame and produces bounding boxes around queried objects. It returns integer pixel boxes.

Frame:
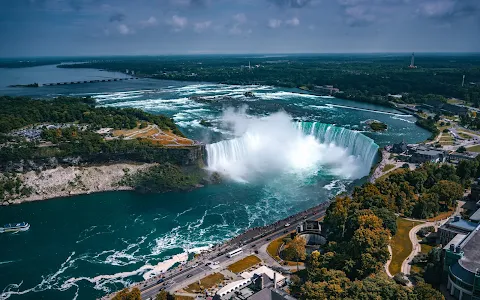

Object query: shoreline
[1,162,156,205]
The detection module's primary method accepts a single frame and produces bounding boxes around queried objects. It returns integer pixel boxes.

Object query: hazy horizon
[1,0,479,57]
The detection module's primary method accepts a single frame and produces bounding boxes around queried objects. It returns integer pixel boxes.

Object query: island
[369,120,388,131]
[0,96,217,205]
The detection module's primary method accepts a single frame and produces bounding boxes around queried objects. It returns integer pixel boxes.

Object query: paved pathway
[400,222,433,286]
[385,245,393,278]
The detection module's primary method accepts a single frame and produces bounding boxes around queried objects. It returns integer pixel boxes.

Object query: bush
[417,226,435,238]
[443,129,449,133]
[457,146,467,153]
[393,273,409,286]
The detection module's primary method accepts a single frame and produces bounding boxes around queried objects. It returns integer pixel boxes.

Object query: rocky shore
[1,163,156,205]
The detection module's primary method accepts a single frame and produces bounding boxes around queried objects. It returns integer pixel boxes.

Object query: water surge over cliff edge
[206,109,378,182]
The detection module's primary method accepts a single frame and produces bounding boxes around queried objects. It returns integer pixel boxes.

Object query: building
[439,216,479,246]
[249,288,297,300]
[217,266,286,298]
[443,225,480,300]
[296,220,321,234]
[313,85,340,95]
[391,141,408,154]
[449,152,480,164]
[410,147,447,164]
[471,180,480,202]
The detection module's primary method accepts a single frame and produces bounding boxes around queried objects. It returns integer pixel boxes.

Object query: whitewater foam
[206,109,378,182]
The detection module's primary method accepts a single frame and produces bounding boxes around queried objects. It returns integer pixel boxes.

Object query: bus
[227,248,243,258]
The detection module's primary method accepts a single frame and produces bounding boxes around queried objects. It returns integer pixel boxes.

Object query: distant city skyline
[1,0,479,57]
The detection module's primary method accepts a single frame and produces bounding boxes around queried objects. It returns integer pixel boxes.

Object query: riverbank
[1,162,155,205]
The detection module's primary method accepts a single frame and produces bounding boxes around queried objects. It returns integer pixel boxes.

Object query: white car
[285,223,290,227]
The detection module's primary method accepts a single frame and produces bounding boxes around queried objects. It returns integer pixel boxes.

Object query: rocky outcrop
[2,163,156,205]
[1,145,206,173]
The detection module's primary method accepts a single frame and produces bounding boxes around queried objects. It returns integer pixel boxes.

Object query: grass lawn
[467,145,480,153]
[267,237,284,261]
[184,273,224,293]
[382,164,396,173]
[227,255,261,273]
[389,218,422,275]
[458,132,474,139]
[420,243,434,254]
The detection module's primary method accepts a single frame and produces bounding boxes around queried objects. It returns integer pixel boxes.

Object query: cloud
[233,13,247,24]
[170,0,209,7]
[109,12,126,23]
[117,24,134,35]
[229,13,251,36]
[286,17,300,26]
[168,15,188,31]
[344,5,376,26]
[416,0,480,21]
[268,19,282,28]
[268,0,312,8]
[194,21,212,32]
[141,16,158,27]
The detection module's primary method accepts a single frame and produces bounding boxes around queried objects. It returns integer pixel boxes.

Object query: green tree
[112,287,141,300]
[284,235,306,271]
[430,180,463,207]
[413,282,445,300]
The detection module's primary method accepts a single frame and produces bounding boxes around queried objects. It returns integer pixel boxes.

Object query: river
[0,65,430,300]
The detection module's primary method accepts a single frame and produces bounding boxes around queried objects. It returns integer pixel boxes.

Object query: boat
[0,222,30,233]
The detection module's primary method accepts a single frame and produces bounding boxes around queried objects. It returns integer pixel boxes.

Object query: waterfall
[295,122,379,170]
[206,117,379,181]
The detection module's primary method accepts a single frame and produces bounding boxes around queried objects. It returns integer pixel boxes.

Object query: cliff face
[1,145,206,173]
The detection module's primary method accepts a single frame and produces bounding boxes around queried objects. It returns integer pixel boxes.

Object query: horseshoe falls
[206,112,379,182]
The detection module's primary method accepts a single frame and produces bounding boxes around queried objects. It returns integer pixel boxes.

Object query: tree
[413,282,445,300]
[457,146,467,153]
[155,290,174,300]
[430,180,463,207]
[112,288,141,300]
[323,196,354,240]
[373,207,398,235]
[284,235,307,271]
[412,193,440,219]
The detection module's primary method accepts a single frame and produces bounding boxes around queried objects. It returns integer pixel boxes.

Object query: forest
[56,54,480,107]
[0,96,191,164]
[287,159,480,299]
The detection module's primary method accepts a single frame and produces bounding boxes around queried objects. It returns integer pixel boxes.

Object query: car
[251,244,256,248]
[254,250,259,254]
[266,237,271,241]
[205,262,212,266]
[285,223,290,227]
[186,274,193,278]
[156,279,164,284]
[191,263,199,268]
[213,261,219,265]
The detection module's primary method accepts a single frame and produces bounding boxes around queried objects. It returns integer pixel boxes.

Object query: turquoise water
[0,66,430,300]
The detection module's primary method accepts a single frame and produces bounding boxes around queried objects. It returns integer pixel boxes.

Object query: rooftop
[443,233,467,250]
[448,218,479,232]
[459,227,480,273]
[470,208,480,222]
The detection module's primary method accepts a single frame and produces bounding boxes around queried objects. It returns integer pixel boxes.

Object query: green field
[389,218,422,275]
[227,255,261,273]
[467,145,480,152]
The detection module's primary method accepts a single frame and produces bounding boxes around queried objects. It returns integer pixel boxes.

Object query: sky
[0,0,479,57]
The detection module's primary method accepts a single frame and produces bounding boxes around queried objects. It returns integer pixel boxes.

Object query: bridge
[42,77,139,86]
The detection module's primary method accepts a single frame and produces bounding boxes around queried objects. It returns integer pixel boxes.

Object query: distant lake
[0,64,131,95]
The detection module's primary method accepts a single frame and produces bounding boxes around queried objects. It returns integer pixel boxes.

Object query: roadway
[138,205,328,300]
